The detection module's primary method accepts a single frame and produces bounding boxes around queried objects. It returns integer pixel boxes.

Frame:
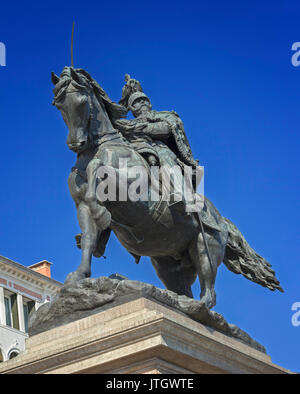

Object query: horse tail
[222,217,284,292]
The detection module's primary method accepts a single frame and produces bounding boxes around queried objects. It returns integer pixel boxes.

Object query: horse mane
[75,68,128,123]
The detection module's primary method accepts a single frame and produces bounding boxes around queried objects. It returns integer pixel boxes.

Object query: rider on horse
[115,75,200,189]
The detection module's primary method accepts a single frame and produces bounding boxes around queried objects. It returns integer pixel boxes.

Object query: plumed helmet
[128,91,151,109]
[119,74,151,110]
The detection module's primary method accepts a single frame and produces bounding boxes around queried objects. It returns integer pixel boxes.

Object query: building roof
[0,255,63,289]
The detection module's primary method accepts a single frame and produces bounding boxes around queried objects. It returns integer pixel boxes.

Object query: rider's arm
[144,121,170,138]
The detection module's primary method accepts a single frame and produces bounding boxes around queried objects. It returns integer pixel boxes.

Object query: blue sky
[0,0,299,372]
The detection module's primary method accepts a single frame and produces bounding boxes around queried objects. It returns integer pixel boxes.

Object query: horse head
[51,67,94,153]
[52,67,128,154]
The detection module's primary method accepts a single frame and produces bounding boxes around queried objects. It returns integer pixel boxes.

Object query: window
[4,291,19,330]
[4,296,12,327]
[9,351,19,359]
[23,299,35,333]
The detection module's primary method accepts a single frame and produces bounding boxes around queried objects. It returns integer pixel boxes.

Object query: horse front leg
[85,158,101,204]
[65,202,98,284]
[85,158,111,231]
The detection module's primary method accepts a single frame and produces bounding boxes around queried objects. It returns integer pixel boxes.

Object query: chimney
[29,260,52,278]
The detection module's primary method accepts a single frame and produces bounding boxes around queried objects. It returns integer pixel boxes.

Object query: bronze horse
[51,66,283,309]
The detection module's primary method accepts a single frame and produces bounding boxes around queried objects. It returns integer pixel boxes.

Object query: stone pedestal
[0,298,291,374]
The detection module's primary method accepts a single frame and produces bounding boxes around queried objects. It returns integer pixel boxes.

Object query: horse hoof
[199,290,216,310]
[64,271,87,285]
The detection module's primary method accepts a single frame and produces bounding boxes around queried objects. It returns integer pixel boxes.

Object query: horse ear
[70,67,77,80]
[51,72,60,85]
[70,67,84,85]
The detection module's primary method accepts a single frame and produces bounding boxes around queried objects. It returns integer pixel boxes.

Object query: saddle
[150,193,222,232]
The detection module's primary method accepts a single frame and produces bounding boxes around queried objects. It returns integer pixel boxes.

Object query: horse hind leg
[188,230,224,309]
[150,255,197,298]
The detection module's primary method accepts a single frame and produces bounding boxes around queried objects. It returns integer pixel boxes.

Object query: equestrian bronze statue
[51,66,283,310]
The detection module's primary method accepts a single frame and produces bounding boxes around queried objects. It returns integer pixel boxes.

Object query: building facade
[0,256,62,362]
